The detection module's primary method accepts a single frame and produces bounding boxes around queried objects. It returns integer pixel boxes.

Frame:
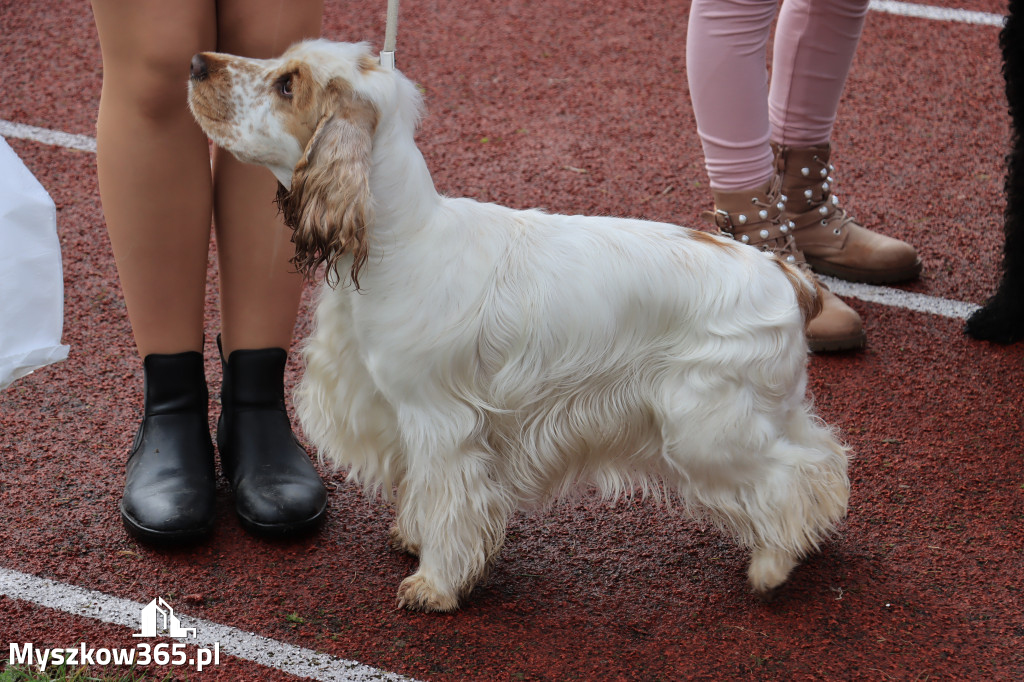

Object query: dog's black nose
[190,54,209,81]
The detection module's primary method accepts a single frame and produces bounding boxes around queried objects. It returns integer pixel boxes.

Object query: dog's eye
[275,74,294,99]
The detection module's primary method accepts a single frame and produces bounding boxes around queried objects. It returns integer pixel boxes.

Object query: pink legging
[686,0,870,191]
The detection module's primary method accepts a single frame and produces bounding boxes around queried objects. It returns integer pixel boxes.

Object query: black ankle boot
[217,338,327,537]
[120,352,217,542]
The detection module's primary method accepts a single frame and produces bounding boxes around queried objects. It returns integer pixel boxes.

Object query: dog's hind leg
[742,415,849,596]
[747,546,802,597]
[672,410,849,596]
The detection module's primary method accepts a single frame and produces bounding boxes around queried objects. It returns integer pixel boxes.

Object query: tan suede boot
[704,176,866,352]
[772,142,922,283]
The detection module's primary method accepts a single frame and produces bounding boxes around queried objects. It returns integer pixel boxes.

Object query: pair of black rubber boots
[119,339,327,542]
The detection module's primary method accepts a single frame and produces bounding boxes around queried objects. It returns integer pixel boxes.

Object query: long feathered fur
[188,39,850,612]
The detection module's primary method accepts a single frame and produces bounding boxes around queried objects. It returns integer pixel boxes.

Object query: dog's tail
[776,258,824,325]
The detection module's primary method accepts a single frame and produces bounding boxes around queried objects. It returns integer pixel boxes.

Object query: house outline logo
[133,597,197,638]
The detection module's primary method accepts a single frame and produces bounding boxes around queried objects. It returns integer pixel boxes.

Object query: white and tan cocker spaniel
[188,39,849,612]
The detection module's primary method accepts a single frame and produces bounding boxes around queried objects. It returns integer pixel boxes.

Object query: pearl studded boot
[772,142,922,284]
[704,175,866,352]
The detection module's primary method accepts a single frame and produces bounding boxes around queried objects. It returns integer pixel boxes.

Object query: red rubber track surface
[1,1,1022,680]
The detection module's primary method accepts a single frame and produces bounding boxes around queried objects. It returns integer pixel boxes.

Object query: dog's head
[188,40,417,287]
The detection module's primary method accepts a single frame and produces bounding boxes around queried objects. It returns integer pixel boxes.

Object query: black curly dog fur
[965,0,1024,343]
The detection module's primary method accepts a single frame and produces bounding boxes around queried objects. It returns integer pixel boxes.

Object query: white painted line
[0,120,96,153]
[868,0,1005,26]
[821,276,982,319]
[0,566,417,682]
[0,116,990,322]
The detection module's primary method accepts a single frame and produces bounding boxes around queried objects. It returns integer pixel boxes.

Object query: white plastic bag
[0,136,70,390]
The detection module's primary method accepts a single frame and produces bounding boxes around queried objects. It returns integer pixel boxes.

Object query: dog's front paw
[388,524,419,557]
[397,573,459,612]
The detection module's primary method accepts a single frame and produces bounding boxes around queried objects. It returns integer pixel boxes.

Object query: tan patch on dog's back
[688,228,739,250]
[775,258,824,324]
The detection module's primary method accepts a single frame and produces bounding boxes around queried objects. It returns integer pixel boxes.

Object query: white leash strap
[380,0,399,69]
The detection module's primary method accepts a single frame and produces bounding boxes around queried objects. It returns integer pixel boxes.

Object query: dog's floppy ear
[278,92,378,289]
